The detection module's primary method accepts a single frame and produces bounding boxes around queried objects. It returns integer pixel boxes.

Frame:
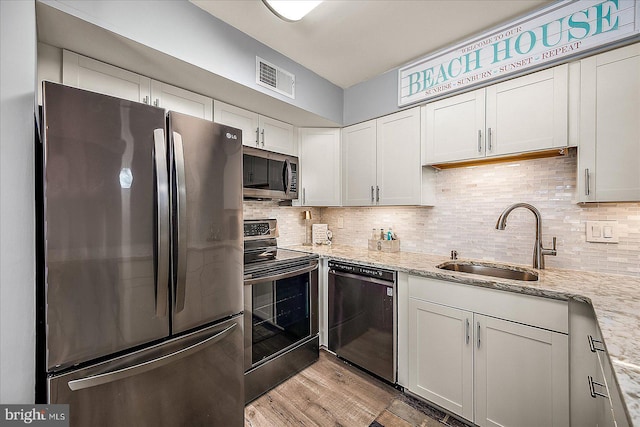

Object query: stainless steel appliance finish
[48,318,244,426]
[41,82,244,425]
[328,261,397,383]
[243,146,298,200]
[436,261,539,281]
[243,219,319,403]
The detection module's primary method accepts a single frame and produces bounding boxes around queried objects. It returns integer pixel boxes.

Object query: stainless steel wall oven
[243,219,319,403]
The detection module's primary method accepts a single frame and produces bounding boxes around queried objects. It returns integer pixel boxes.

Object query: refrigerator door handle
[67,323,237,391]
[154,129,169,317]
[172,131,187,313]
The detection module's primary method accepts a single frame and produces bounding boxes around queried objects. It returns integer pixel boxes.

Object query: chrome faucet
[495,203,557,269]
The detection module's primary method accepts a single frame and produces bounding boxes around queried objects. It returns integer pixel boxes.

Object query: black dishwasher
[327,261,396,383]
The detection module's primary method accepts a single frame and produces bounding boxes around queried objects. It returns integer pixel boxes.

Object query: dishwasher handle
[329,269,394,287]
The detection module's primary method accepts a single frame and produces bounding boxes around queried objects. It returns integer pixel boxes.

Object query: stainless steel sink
[436,261,539,281]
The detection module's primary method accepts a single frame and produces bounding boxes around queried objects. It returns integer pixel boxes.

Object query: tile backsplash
[244,152,640,277]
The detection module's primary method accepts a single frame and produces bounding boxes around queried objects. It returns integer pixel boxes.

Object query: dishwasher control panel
[328,261,395,283]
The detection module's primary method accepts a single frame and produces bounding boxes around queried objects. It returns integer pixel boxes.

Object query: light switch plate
[586,220,619,243]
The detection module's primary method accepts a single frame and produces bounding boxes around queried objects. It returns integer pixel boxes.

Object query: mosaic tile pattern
[320,153,640,277]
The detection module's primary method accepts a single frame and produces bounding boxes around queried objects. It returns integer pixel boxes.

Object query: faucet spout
[495,203,556,269]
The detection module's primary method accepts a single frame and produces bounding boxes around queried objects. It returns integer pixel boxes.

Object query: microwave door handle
[283,158,292,195]
[172,131,187,313]
[153,129,169,317]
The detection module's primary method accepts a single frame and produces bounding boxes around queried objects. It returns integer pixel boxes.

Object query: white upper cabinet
[423,88,486,164]
[578,43,640,203]
[63,50,150,104]
[298,128,341,207]
[423,64,569,165]
[341,120,378,206]
[376,108,423,205]
[150,80,213,120]
[342,107,430,206]
[486,65,568,156]
[214,100,295,156]
[62,50,213,120]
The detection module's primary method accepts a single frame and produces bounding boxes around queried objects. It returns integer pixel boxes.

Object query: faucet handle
[543,237,557,257]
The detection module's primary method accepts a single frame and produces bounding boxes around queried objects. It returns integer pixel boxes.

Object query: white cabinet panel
[62,51,213,121]
[342,107,429,206]
[407,275,569,427]
[298,128,341,206]
[408,298,473,420]
[423,64,569,165]
[578,43,640,202]
[342,120,377,206]
[213,100,295,155]
[151,80,212,120]
[423,88,485,164]
[62,50,150,104]
[474,314,569,427]
[376,107,422,205]
[486,64,568,156]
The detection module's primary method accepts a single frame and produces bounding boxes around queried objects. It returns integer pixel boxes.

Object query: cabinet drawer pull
[477,321,481,349]
[588,376,609,399]
[371,185,374,203]
[465,318,470,344]
[478,130,482,153]
[588,335,605,353]
[487,127,492,151]
[376,186,380,203]
[585,168,590,196]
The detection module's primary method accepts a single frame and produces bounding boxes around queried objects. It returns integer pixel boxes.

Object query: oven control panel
[244,219,278,240]
[328,261,395,283]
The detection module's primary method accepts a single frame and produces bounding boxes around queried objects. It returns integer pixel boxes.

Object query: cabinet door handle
[371,186,374,203]
[255,127,260,146]
[487,127,492,151]
[153,98,159,107]
[477,321,481,349]
[143,96,149,105]
[465,318,470,344]
[588,335,605,353]
[376,186,380,203]
[585,168,591,196]
[261,129,265,146]
[588,376,609,399]
[478,130,482,153]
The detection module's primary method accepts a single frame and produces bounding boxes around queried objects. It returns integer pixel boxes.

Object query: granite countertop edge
[286,244,640,426]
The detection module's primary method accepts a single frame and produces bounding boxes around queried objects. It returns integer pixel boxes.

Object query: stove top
[243,219,318,279]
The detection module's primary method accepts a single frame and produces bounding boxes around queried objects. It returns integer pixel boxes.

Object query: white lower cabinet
[407,275,569,427]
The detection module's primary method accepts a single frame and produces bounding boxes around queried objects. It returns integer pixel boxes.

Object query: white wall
[0,0,37,403]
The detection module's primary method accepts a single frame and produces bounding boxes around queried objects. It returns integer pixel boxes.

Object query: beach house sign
[398,0,640,107]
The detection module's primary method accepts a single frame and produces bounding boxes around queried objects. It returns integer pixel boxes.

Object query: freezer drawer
[48,316,244,427]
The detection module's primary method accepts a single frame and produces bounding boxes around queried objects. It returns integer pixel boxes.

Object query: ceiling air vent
[256,57,295,99]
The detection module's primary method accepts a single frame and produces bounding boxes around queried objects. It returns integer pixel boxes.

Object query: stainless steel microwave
[243,146,298,200]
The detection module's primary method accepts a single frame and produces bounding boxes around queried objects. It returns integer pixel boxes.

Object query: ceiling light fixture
[262,0,322,22]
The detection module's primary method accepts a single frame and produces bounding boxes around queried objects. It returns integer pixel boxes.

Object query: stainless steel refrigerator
[41,82,244,426]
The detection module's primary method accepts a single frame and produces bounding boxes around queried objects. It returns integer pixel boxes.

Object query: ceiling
[191,0,552,89]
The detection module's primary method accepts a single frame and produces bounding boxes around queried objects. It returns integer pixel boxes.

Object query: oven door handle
[244,261,318,285]
[328,269,394,287]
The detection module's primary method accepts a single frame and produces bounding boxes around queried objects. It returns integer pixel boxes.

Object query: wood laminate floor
[244,350,470,427]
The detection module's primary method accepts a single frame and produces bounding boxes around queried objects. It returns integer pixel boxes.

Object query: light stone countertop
[286,244,640,426]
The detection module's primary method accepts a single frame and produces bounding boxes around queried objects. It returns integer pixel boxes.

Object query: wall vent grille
[256,57,295,99]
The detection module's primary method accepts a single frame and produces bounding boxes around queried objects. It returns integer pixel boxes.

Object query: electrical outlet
[586,220,619,243]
